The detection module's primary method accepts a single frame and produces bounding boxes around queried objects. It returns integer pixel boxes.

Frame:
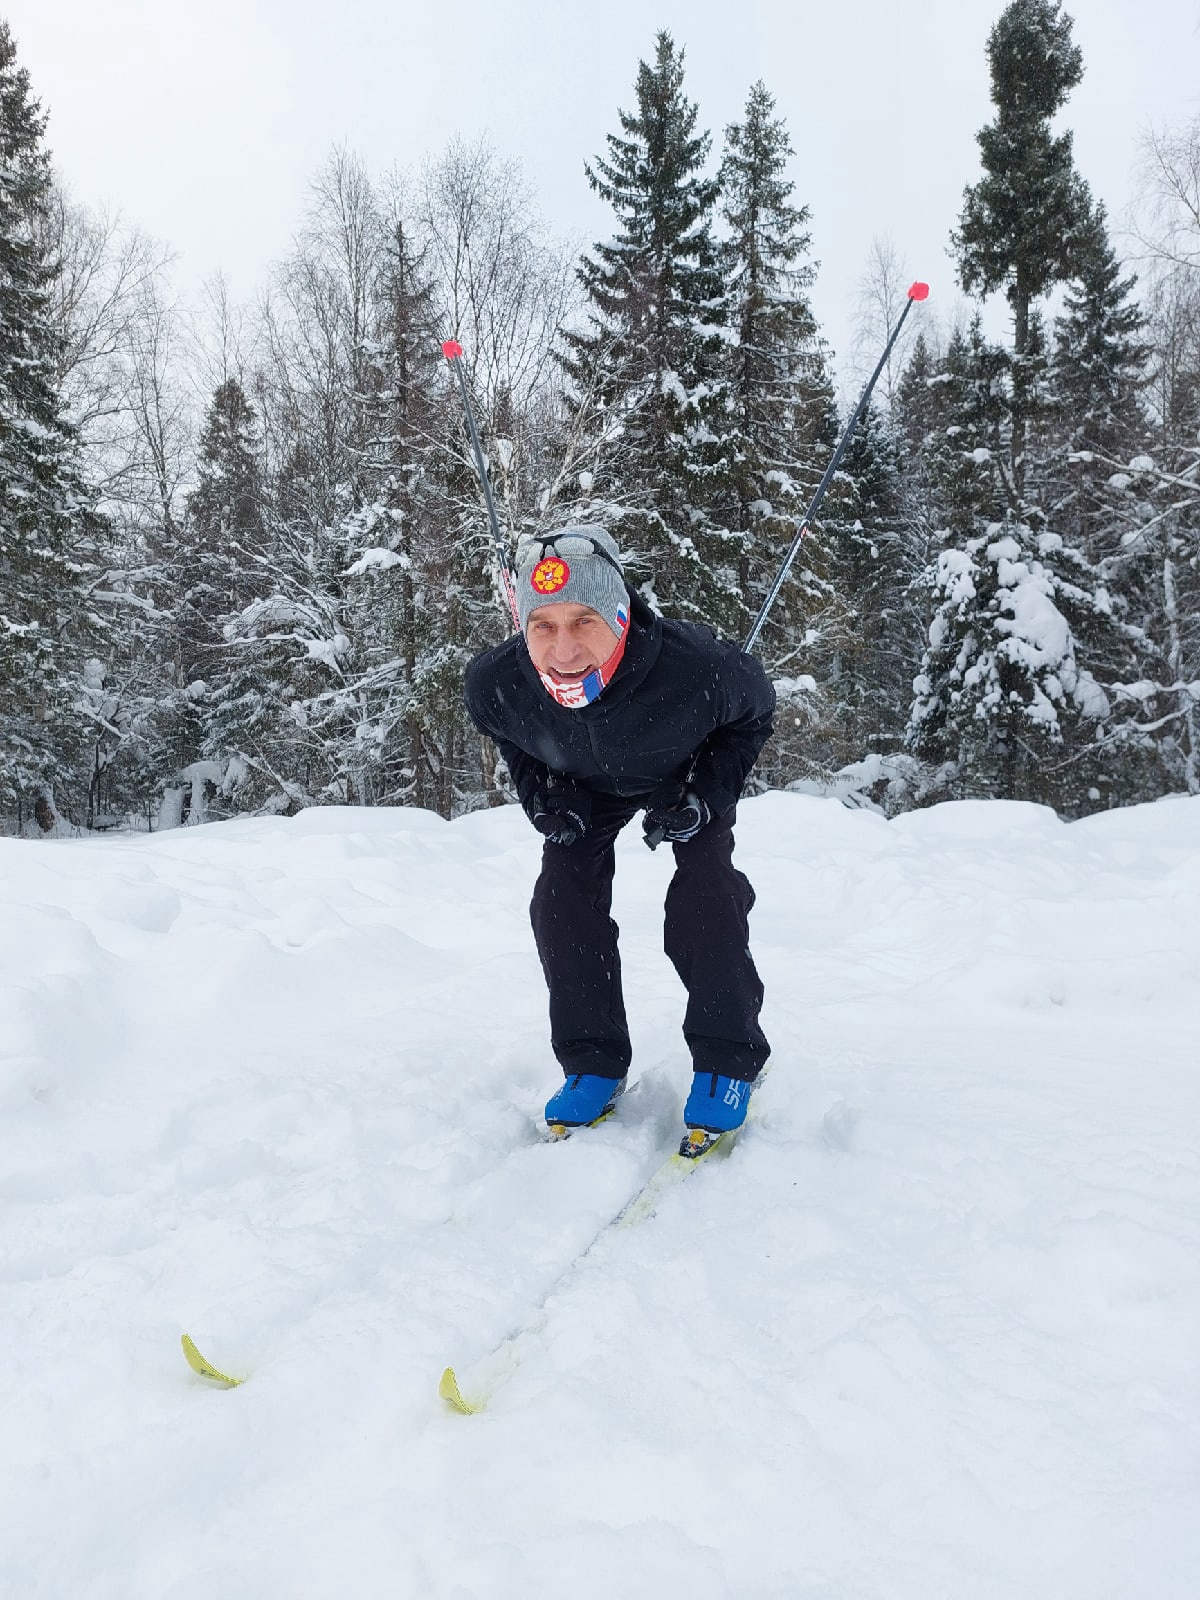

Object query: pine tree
[907,512,1116,809]
[0,22,100,825]
[1050,204,1149,470]
[334,216,463,814]
[180,379,266,674]
[1034,205,1155,798]
[891,330,953,643]
[561,32,740,631]
[1046,203,1150,554]
[718,80,836,662]
[175,377,271,803]
[903,316,1128,812]
[894,333,939,461]
[922,318,1011,536]
[953,0,1093,505]
[817,405,913,768]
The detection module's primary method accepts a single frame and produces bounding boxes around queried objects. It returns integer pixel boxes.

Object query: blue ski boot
[545,1073,626,1139]
[681,1072,754,1157]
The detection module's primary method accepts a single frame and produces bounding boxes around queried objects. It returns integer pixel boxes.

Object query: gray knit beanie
[515,526,629,635]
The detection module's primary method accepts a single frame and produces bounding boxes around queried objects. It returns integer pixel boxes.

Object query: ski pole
[442,339,520,631]
[742,281,929,655]
[649,287,927,854]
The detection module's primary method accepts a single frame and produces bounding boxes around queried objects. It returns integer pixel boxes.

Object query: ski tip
[907,281,930,302]
[439,1366,483,1415]
[181,1333,244,1388]
[441,338,464,360]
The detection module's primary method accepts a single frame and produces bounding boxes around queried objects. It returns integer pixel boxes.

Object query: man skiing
[464,527,775,1149]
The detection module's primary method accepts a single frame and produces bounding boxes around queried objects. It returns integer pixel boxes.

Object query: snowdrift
[2,793,1198,1598]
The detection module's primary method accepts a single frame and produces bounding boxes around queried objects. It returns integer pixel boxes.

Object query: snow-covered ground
[3,792,1198,1599]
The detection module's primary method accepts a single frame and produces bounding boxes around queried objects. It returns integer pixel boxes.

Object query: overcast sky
[6,0,1200,382]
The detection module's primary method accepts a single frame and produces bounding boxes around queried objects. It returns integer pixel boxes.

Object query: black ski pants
[529,792,769,1083]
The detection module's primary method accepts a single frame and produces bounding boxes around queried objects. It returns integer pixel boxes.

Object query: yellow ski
[440,1072,768,1412]
[181,1333,244,1388]
[439,1130,741,1410]
[439,1366,483,1414]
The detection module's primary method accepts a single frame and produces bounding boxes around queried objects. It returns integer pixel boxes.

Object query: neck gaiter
[536,612,630,708]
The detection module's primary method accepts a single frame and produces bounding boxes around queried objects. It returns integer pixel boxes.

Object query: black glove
[642,790,711,849]
[529,784,591,847]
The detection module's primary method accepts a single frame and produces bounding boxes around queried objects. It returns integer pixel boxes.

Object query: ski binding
[545,1077,633,1141]
[678,1126,727,1159]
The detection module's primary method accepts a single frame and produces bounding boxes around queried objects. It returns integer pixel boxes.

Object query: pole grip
[644,825,666,851]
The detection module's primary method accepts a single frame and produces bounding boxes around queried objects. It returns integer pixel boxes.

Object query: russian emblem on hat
[531,556,569,594]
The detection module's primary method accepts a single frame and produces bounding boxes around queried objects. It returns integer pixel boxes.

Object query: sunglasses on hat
[527,531,624,577]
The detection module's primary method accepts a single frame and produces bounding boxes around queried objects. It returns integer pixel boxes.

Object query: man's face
[526,602,620,678]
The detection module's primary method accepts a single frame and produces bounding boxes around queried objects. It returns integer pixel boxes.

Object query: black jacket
[463,590,775,817]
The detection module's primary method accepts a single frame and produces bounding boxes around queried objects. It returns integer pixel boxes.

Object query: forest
[1,1,1197,834]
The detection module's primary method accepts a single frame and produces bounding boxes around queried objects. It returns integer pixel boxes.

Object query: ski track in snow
[2,792,1198,1599]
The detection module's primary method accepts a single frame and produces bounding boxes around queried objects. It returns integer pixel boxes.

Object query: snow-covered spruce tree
[897,315,1010,695]
[891,330,950,603]
[718,81,833,645]
[953,0,1092,507]
[328,215,458,814]
[894,332,940,461]
[917,3,1128,811]
[814,403,916,772]
[0,22,102,828]
[1046,203,1150,554]
[903,318,1121,812]
[892,329,970,626]
[34,188,188,827]
[560,32,741,632]
[181,379,266,671]
[1037,204,1166,800]
[907,513,1119,811]
[916,317,1011,536]
[175,375,273,809]
[1049,205,1150,483]
[891,329,989,805]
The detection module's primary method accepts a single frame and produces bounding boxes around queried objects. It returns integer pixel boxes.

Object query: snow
[303,632,351,666]
[994,563,1071,667]
[659,367,689,406]
[343,548,408,577]
[3,793,1199,1599]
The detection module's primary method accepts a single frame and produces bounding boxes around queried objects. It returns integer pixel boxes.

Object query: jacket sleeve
[494,738,549,817]
[463,655,549,817]
[686,649,776,818]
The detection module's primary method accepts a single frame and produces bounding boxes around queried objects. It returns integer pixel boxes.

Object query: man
[464,527,775,1147]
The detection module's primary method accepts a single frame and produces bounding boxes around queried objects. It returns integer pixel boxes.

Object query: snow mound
[2,793,1198,1598]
